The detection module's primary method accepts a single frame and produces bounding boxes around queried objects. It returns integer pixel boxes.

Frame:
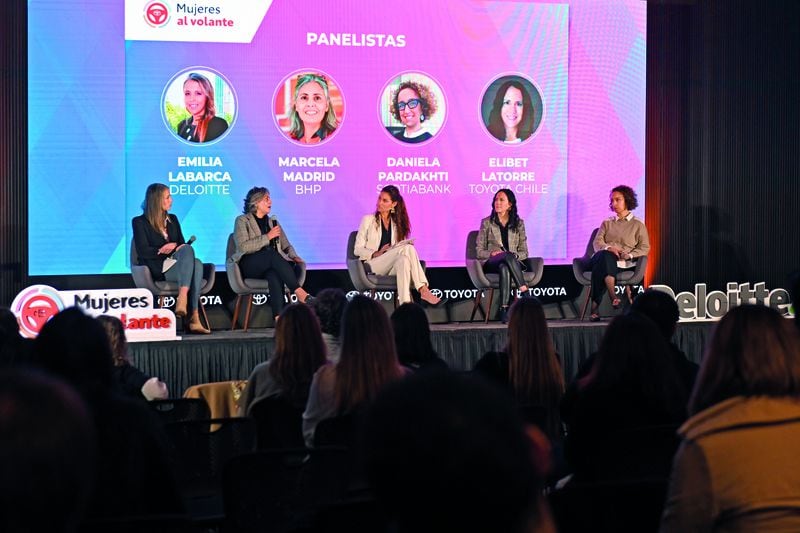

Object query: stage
[129,319,714,396]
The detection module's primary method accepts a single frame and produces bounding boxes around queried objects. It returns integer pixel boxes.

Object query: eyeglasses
[397,98,420,111]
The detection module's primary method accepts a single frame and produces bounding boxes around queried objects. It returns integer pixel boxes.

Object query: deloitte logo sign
[650,282,793,322]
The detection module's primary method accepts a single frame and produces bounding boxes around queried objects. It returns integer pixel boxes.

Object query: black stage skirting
[130,320,715,397]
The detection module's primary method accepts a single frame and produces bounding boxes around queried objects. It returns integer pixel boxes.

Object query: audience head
[310,288,347,337]
[689,304,800,415]
[96,315,130,367]
[0,307,27,367]
[365,372,551,533]
[630,289,680,340]
[506,298,564,410]
[588,312,688,420]
[270,303,327,404]
[0,369,96,533]
[336,295,402,411]
[390,303,438,369]
[0,307,18,337]
[30,307,114,404]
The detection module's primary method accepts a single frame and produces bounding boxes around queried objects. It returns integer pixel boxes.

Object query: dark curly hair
[391,81,438,123]
[610,185,638,211]
[310,288,347,337]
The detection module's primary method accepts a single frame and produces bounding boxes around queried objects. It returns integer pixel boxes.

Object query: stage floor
[129,319,713,397]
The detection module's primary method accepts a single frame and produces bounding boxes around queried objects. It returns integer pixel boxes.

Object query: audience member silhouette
[0,307,32,367]
[0,369,96,533]
[29,307,183,520]
[309,287,347,364]
[474,297,564,440]
[390,302,448,372]
[630,289,699,390]
[561,313,688,482]
[303,295,407,447]
[240,303,327,415]
[97,315,168,402]
[364,372,556,533]
[660,305,800,531]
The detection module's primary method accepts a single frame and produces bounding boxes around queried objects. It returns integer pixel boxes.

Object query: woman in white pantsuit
[353,185,443,306]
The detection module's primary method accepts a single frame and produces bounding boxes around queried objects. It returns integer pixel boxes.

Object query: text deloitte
[650,282,792,320]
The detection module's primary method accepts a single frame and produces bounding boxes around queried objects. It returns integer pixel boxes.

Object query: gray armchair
[572,228,648,320]
[465,230,544,322]
[225,233,306,331]
[346,230,399,305]
[130,241,215,328]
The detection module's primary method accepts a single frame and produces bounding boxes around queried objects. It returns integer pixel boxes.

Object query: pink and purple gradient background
[29,0,645,274]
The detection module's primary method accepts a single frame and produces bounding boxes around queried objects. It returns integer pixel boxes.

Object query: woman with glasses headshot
[389,81,438,144]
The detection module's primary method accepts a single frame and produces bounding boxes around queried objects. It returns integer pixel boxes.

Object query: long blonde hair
[184,73,217,142]
[141,183,169,234]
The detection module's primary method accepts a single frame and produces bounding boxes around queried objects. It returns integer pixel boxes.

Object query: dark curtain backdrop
[1,0,799,304]
[0,0,27,306]
[646,0,800,292]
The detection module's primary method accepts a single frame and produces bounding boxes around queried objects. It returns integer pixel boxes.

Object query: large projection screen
[28,0,646,275]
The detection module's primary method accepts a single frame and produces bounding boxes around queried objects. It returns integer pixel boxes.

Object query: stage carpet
[129,320,714,397]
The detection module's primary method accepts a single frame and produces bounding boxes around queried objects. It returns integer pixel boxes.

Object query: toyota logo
[430,289,443,299]
[346,291,361,300]
[252,293,268,306]
[162,296,176,308]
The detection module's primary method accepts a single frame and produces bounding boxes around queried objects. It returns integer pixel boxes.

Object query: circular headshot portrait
[380,72,446,145]
[480,74,543,145]
[163,67,236,145]
[274,71,344,146]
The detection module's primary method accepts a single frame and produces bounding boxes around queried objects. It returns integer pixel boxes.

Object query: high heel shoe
[420,289,447,307]
[174,292,188,318]
[187,314,211,334]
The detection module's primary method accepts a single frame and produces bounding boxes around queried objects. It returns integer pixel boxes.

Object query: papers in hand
[162,257,177,273]
[390,238,415,250]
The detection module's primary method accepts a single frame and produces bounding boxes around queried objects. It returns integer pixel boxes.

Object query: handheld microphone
[269,219,280,250]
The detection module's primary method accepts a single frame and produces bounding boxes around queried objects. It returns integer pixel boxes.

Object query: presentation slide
[28,0,645,275]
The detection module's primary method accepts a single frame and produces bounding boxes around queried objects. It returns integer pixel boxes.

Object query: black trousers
[589,250,633,305]
[240,247,302,317]
[483,252,527,307]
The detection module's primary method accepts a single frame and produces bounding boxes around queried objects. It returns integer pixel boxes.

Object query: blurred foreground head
[364,372,552,533]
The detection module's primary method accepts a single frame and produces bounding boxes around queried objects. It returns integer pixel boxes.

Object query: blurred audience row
[1,279,799,532]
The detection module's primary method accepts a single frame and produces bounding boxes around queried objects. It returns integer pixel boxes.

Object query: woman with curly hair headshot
[389,80,439,144]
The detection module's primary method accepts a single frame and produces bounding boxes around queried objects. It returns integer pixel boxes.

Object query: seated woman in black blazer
[132,183,209,334]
